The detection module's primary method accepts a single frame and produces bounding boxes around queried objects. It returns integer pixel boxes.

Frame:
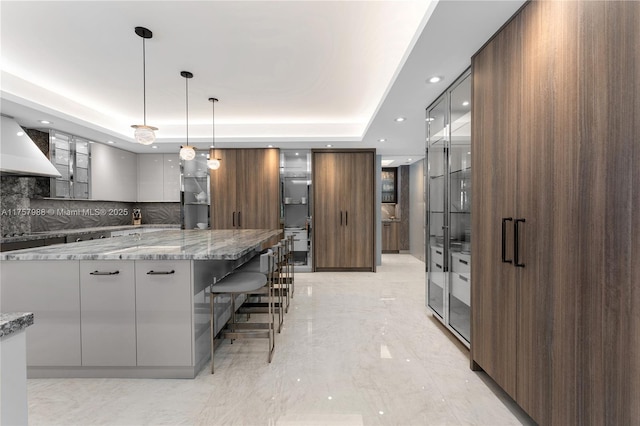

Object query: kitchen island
[0,229,282,378]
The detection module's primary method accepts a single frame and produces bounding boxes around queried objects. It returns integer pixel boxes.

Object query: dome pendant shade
[207,158,221,170]
[132,26,157,145]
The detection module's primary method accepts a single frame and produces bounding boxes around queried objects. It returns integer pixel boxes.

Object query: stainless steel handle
[459,275,469,282]
[435,263,442,269]
[147,270,175,275]
[238,211,242,227]
[90,270,120,276]
[436,250,442,255]
[459,259,468,265]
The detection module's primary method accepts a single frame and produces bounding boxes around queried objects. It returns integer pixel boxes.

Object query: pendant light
[131,27,157,145]
[179,71,196,161]
[207,97,221,170]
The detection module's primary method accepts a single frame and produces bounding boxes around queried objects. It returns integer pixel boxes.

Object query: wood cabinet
[471,1,640,424]
[381,221,399,253]
[209,148,279,229]
[312,149,375,271]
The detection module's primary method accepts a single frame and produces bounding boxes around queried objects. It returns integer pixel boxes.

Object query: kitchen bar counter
[0,312,34,338]
[0,224,180,244]
[0,229,280,261]
[1,229,282,379]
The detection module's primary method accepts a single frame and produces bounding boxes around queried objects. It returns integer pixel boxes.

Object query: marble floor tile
[26,255,534,426]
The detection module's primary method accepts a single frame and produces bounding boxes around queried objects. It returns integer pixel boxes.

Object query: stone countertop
[1,224,181,244]
[0,229,282,261]
[0,312,34,338]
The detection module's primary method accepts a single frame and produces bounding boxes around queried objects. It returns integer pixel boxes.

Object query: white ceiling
[0,0,525,166]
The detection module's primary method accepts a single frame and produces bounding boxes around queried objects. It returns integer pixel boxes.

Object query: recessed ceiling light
[210,145,214,149]
[407,158,413,162]
[326,144,332,147]
[39,120,51,124]
[152,146,158,149]
[427,76,442,84]
[88,141,94,144]
[295,152,299,156]
[16,131,24,136]
[378,138,386,143]
[394,117,405,122]
[462,101,470,106]
[267,144,274,148]
[200,153,206,156]
[107,140,115,144]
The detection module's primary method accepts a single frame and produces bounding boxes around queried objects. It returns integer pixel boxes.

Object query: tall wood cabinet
[312,149,375,272]
[209,148,280,229]
[471,1,640,425]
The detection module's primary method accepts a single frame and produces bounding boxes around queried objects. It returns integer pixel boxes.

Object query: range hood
[0,115,61,177]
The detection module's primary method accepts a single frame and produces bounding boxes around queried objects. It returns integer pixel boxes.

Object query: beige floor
[27,255,533,426]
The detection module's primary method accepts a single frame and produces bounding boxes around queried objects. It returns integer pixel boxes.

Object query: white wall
[91,143,137,201]
[409,159,425,262]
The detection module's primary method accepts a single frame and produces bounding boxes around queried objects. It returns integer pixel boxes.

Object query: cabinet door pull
[147,270,175,275]
[459,275,469,282]
[435,263,442,269]
[345,211,348,226]
[238,211,242,227]
[514,218,525,267]
[501,217,513,263]
[436,250,442,255]
[90,270,119,276]
[232,212,236,227]
[459,259,468,265]
[340,211,343,226]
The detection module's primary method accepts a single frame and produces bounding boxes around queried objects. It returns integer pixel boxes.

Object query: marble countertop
[1,224,180,244]
[0,229,282,261]
[0,312,34,338]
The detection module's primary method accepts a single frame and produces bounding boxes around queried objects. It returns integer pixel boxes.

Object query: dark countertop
[0,312,34,338]
[1,224,180,244]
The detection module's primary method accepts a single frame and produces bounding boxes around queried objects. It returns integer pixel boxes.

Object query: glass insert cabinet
[426,69,471,347]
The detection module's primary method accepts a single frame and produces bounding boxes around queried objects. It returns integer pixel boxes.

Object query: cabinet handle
[501,217,513,263]
[147,270,175,275]
[99,235,106,239]
[435,263,442,269]
[345,211,348,226]
[436,250,442,255]
[232,212,236,227]
[75,237,82,242]
[459,275,469,282]
[459,259,468,265]
[514,218,525,267]
[90,270,119,276]
[340,211,343,226]
[238,211,242,227]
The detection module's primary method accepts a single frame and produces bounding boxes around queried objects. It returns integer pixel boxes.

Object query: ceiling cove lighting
[179,71,196,161]
[131,27,158,145]
[207,97,221,170]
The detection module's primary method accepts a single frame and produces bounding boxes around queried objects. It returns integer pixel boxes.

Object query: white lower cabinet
[80,261,136,366]
[135,260,192,366]
[0,261,81,366]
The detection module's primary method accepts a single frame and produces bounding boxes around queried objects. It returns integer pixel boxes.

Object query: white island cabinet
[0,229,281,379]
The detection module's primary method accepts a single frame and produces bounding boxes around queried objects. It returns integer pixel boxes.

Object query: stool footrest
[222,330,271,339]
[225,322,272,330]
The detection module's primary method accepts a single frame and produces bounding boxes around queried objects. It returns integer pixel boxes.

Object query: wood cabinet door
[210,149,237,229]
[236,148,280,229]
[313,151,343,269]
[343,152,374,269]
[470,12,520,400]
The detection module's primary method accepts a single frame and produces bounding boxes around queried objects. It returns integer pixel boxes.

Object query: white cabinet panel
[137,154,164,202]
[135,260,192,366]
[91,143,137,201]
[80,261,136,366]
[0,261,81,366]
[163,154,181,202]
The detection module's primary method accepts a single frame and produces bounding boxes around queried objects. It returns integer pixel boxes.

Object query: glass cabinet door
[426,98,447,319]
[425,69,471,346]
[447,74,471,342]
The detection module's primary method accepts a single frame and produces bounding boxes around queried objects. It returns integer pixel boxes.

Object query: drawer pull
[147,270,175,275]
[90,270,119,276]
[459,259,468,265]
[436,250,442,255]
[459,275,469,282]
[435,263,442,269]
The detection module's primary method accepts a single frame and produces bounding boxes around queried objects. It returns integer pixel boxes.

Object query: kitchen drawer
[430,260,445,288]
[450,272,470,306]
[430,246,444,265]
[451,253,471,274]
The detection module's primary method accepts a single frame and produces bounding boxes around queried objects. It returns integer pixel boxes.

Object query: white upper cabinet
[137,154,181,202]
[91,143,137,202]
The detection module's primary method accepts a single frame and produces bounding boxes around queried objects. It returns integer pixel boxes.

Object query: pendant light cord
[212,100,215,149]
[185,76,189,144]
[142,37,147,126]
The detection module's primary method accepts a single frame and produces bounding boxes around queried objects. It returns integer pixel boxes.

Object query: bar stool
[209,250,276,374]
[238,244,285,332]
